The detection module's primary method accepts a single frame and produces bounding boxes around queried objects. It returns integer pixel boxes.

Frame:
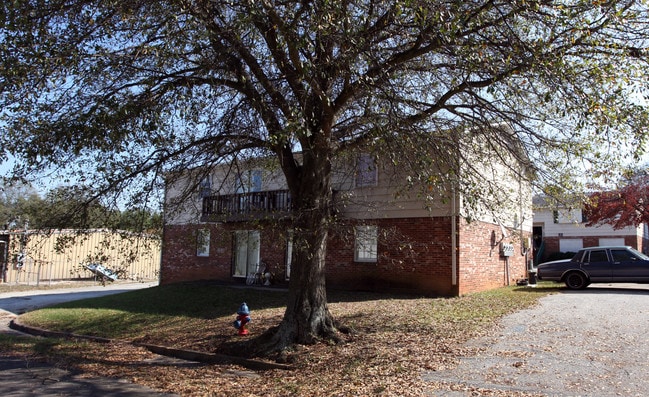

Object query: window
[196,229,210,257]
[356,154,377,187]
[553,208,583,224]
[586,249,609,263]
[611,249,636,262]
[355,225,378,262]
[199,177,212,198]
[236,170,263,193]
[233,231,260,277]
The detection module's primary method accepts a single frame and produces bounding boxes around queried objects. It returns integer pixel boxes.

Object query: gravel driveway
[424,284,649,396]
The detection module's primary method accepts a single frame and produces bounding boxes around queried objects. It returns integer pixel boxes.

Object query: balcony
[202,190,293,222]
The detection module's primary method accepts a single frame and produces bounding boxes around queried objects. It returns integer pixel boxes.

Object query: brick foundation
[161,217,529,296]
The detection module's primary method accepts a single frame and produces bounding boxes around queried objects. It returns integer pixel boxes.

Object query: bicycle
[245,262,273,286]
[246,262,263,285]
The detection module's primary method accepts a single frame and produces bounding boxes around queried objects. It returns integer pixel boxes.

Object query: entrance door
[233,231,260,277]
[532,225,543,265]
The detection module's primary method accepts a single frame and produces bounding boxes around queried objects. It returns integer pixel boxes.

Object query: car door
[581,249,613,281]
[610,248,649,282]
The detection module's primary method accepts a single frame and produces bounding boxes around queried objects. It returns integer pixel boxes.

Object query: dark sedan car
[537,246,649,289]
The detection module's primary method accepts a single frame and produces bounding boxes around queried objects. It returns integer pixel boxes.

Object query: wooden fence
[0,229,161,285]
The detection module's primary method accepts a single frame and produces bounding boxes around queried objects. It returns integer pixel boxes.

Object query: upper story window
[356,154,377,187]
[236,170,263,193]
[553,208,583,224]
[199,177,212,198]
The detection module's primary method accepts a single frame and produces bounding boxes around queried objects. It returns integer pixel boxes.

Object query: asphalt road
[0,281,159,315]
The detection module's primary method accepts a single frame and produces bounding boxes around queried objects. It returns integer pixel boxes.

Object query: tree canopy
[0,184,162,233]
[584,171,649,230]
[2,0,649,352]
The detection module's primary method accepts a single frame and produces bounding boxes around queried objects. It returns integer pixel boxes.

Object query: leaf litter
[3,287,552,396]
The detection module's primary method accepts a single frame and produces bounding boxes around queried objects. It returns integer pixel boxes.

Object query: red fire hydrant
[233,302,251,335]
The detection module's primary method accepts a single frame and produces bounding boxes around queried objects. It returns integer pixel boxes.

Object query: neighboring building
[532,195,649,264]
[161,129,533,296]
[0,229,161,285]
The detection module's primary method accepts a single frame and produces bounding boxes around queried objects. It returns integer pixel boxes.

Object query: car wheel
[564,272,589,290]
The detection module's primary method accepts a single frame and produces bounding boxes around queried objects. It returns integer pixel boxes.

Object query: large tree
[1,1,648,352]
[0,182,42,228]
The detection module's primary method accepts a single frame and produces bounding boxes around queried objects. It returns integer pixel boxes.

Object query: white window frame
[232,230,260,277]
[236,169,263,193]
[355,225,378,262]
[196,229,211,257]
[554,208,583,224]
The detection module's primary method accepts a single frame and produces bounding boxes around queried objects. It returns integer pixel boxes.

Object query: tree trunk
[257,146,340,353]
[278,211,338,345]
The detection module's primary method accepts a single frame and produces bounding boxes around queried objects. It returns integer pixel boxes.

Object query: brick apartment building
[161,138,532,296]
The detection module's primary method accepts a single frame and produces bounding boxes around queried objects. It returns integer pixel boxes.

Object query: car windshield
[570,250,585,262]
[628,247,649,260]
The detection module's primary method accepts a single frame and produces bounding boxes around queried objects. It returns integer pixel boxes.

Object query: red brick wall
[160,223,293,285]
[456,219,529,295]
[160,224,234,285]
[161,217,528,296]
[325,217,455,295]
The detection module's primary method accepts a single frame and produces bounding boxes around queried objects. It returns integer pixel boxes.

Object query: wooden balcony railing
[202,190,292,220]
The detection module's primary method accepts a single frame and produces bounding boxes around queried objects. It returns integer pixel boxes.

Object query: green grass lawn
[16,282,561,342]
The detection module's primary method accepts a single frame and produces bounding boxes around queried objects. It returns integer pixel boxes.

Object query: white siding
[534,207,643,239]
[166,132,532,235]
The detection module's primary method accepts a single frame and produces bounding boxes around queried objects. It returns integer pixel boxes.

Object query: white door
[233,231,260,277]
[599,238,625,247]
[559,238,583,253]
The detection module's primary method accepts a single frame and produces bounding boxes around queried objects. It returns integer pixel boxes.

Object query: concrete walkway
[424,284,649,396]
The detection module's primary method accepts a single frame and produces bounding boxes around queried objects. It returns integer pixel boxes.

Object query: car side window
[587,250,609,263]
[611,249,635,262]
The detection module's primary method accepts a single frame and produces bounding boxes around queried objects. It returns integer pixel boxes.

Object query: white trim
[354,225,378,262]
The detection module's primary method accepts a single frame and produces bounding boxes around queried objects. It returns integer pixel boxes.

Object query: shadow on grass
[49,282,290,319]
[511,286,565,294]
[45,282,432,321]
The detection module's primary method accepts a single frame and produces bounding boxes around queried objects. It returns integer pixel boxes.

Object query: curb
[9,319,292,371]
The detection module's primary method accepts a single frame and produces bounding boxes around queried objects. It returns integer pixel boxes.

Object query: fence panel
[1,230,160,285]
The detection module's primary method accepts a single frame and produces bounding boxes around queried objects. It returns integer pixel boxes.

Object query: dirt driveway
[424,284,649,396]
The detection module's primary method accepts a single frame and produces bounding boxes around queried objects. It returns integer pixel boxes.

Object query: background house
[532,195,649,264]
[162,131,533,296]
